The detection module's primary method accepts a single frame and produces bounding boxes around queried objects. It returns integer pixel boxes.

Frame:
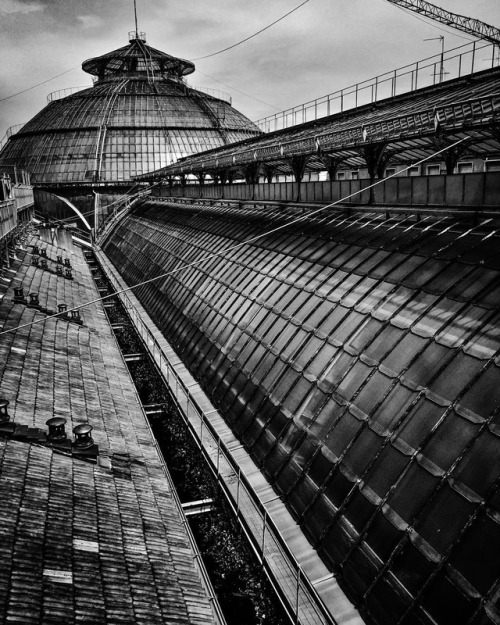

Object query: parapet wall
[156,171,500,207]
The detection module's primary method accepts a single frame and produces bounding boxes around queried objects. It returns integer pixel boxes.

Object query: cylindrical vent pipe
[28,293,40,307]
[46,417,67,442]
[0,398,10,423]
[73,424,94,449]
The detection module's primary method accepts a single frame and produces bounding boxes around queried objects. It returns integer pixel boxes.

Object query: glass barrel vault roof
[102,199,500,625]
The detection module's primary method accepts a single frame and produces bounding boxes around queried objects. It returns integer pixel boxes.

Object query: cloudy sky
[0,0,498,138]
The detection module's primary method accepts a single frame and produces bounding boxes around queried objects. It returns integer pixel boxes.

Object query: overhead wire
[190,0,312,61]
[42,183,157,225]
[0,66,81,103]
[194,69,283,112]
[0,137,467,338]
[0,1,312,106]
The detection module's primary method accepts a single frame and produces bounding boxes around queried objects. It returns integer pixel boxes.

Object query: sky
[0,0,499,139]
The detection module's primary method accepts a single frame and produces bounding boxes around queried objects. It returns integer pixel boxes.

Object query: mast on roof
[134,0,139,39]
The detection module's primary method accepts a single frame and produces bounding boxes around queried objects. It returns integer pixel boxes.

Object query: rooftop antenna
[133,0,139,38]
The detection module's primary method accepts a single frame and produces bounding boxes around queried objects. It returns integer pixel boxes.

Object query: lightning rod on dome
[134,0,139,38]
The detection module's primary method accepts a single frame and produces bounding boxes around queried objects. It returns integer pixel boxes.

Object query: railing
[156,171,500,208]
[44,82,231,106]
[47,86,93,102]
[255,39,497,132]
[185,82,232,105]
[12,185,34,210]
[0,124,26,151]
[95,187,151,242]
[0,165,31,186]
[0,200,17,239]
[97,253,340,625]
[91,259,225,625]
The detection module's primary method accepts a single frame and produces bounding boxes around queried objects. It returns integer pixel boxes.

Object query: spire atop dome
[133,0,139,40]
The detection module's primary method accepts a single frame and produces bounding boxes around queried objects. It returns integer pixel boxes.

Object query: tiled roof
[0,226,217,624]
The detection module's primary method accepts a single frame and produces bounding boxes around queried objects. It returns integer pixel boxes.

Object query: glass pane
[325,412,364,458]
[382,333,428,373]
[396,399,445,451]
[364,444,410,498]
[388,462,440,524]
[459,363,500,419]
[370,384,417,433]
[421,410,481,472]
[450,512,500,594]
[452,429,500,496]
[415,484,475,552]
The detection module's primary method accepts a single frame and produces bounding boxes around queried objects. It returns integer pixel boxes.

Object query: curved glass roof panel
[103,199,500,625]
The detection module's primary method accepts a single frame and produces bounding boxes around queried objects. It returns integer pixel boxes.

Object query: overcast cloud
[0,0,499,138]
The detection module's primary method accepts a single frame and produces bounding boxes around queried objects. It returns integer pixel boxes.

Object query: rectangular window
[407,166,420,176]
[456,162,473,174]
[385,167,396,177]
[427,164,441,176]
[337,172,345,180]
[485,159,500,172]
[351,170,359,180]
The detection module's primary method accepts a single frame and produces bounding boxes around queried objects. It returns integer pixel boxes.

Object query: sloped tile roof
[0,226,217,624]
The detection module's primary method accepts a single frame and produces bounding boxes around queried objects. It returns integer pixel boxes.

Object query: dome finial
[133,0,139,39]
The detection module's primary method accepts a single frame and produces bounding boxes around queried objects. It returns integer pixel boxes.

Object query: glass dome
[0,34,262,185]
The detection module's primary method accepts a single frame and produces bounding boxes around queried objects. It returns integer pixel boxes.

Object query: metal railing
[92,261,226,625]
[0,124,26,151]
[47,86,93,102]
[255,39,498,132]
[185,83,232,105]
[97,252,340,625]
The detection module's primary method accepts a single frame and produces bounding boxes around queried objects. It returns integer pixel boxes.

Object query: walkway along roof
[136,67,500,182]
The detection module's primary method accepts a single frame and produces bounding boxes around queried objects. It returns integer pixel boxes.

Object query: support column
[431,136,471,175]
[359,142,389,204]
[196,172,206,199]
[319,155,343,181]
[244,162,261,200]
[4,239,10,269]
[262,164,276,184]
[289,155,309,202]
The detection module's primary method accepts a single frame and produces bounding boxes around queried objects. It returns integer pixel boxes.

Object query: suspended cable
[195,69,283,112]
[191,0,312,61]
[0,67,81,103]
[0,138,467,338]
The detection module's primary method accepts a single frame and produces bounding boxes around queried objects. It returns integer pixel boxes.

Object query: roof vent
[64,258,71,267]
[40,249,47,258]
[40,258,48,269]
[65,268,73,280]
[31,245,39,255]
[13,287,26,303]
[57,255,63,264]
[56,265,63,276]
[70,310,83,325]
[73,424,94,450]
[46,417,67,442]
[28,293,40,308]
[0,398,10,423]
[31,256,39,266]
